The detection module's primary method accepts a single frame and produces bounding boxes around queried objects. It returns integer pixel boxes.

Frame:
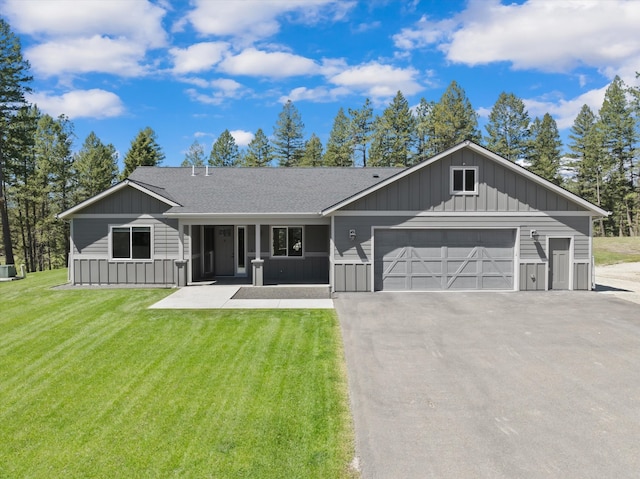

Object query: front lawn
[0,270,356,478]
[593,236,640,265]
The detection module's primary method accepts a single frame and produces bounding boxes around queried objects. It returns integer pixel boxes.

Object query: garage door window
[451,167,478,194]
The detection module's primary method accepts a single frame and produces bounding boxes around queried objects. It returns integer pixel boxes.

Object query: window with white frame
[271,226,303,257]
[451,166,478,194]
[111,226,152,260]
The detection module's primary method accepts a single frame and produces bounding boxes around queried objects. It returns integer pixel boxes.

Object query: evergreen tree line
[1,18,639,273]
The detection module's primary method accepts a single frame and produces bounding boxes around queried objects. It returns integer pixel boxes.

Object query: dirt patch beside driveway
[595,261,640,304]
[336,291,640,479]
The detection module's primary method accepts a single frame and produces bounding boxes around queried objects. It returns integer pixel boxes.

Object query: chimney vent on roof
[373,173,379,178]
[191,165,195,176]
[206,165,209,176]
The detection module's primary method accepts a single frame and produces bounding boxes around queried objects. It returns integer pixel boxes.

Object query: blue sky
[3,0,640,167]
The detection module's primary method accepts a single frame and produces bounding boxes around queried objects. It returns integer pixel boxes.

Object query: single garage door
[374,229,515,291]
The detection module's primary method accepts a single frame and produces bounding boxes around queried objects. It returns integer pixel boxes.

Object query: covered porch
[178,219,331,287]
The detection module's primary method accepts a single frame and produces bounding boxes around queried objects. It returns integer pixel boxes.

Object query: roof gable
[322,141,609,217]
[58,180,180,219]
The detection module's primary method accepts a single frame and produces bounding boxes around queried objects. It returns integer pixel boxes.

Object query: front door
[214,225,234,276]
[549,238,570,290]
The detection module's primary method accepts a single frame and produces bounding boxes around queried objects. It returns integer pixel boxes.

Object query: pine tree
[324,107,352,166]
[428,81,480,153]
[273,100,305,167]
[300,133,323,167]
[0,18,33,265]
[598,76,637,236]
[74,132,119,202]
[414,97,436,162]
[242,128,273,167]
[5,105,37,270]
[528,114,563,185]
[484,92,530,161]
[348,98,373,167]
[209,129,239,167]
[568,105,607,235]
[181,140,206,167]
[369,91,415,167]
[122,127,165,178]
[33,114,75,269]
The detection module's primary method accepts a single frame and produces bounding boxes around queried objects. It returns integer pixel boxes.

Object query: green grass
[593,236,640,265]
[0,270,356,478]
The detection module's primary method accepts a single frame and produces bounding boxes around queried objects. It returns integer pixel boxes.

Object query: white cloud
[523,86,609,130]
[329,63,424,99]
[230,130,254,147]
[170,42,230,74]
[4,0,167,47]
[280,86,350,103]
[4,0,167,78]
[184,78,246,106]
[395,0,640,82]
[184,0,352,42]
[29,89,125,119]
[26,36,148,77]
[219,48,319,78]
[393,15,452,50]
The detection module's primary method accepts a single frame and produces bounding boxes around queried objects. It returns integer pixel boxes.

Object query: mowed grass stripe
[0,271,355,478]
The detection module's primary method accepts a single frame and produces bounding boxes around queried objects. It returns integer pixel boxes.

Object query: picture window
[271,226,303,257]
[111,226,152,260]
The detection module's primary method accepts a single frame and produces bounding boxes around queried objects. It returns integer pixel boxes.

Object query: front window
[451,167,478,194]
[272,226,303,257]
[111,226,152,260]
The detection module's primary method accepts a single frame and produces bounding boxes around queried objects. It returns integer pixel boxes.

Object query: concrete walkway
[148,284,334,309]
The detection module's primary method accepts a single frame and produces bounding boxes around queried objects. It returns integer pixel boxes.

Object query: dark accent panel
[305,225,329,252]
[263,257,329,284]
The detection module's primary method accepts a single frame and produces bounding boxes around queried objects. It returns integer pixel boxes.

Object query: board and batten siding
[70,216,180,285]
[343,149,581,213]
[78,186,173,215]
[332,215,591,292]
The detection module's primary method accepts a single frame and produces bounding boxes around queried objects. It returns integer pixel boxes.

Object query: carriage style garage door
[374,229,515,291]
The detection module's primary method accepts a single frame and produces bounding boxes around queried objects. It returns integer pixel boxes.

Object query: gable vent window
[451,166,478,195]
[111,226,152,260]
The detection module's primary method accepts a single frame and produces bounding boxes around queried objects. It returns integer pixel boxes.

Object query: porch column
[251,223,264,286]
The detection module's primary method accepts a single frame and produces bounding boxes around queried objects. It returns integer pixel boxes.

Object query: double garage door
[374,229,515,291]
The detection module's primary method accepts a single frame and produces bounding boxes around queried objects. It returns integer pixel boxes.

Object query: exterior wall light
[349,229,357,241]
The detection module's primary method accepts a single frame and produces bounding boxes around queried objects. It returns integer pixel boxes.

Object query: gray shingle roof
[127,166,404,214]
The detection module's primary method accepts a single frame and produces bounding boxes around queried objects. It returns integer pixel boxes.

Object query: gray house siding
[332,215,591,292]
[343,149,581,213]
[70,216,180,285]
[79,187,172,215]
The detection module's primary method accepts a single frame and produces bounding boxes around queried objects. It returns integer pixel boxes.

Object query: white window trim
[108,224,154,262]
[450,166,478,195]
[270,225,305,259]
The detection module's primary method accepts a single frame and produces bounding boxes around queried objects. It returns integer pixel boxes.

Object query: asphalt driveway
[335,291,640,478]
